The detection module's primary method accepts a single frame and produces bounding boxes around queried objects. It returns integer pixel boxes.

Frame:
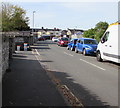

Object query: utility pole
[32,11,36,43]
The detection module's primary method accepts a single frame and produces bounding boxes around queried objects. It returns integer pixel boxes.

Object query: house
[37,27,62,39]
[66,29,84,39]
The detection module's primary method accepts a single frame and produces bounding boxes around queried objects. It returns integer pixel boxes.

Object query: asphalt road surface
[3,50,67,106]
[34,40,119,107]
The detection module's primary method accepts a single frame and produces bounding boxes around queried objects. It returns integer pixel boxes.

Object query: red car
[38,36,45,41]
[57,37,69,46]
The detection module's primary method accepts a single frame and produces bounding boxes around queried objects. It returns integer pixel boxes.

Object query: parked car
[67,38,78,51]
[52,37,58,42]
[75,38,98,55]
[96,22,120,63]
[38,36,45,41]
[57,37,69,46]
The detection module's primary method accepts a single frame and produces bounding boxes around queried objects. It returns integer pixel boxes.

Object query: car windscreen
[53,37,57,39]
[61,38,68,41]
[84,39,98,44]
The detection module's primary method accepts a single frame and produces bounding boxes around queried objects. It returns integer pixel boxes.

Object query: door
[79,40,83,52]
[100,31,111,60]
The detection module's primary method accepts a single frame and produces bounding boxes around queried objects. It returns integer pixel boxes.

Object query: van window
[101,31,109,43]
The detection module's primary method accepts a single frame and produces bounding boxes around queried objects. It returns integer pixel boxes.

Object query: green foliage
[83,28,95,39]
[1,2,30,32]
[83,21,109,42]
[94,21,108,42]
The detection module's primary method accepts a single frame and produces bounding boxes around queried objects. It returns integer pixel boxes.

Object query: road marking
[35,49,40,56]
[80,59,106,71]
[32,49,41,65]
[64,52,73,57]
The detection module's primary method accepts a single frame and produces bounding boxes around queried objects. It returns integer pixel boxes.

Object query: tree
[1,2,30,32]
[83,28,95,39]
[94,21,108,42]
[83,21,109,42]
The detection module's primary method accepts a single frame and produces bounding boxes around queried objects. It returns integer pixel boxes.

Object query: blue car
[67,38,78,51]
[75,38,98,55]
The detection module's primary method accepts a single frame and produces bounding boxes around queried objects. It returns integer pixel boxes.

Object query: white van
[96,22,120,63]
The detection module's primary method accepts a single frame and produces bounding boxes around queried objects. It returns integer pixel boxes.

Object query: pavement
[2,50,67,107]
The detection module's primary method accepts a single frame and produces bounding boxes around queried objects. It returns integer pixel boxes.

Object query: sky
[2,0,119,30]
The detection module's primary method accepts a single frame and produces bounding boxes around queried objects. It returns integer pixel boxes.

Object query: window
[77,40,80,43]
[61,38,68,41]
[84,39,98,44]
[80,40,83,44]
[101,31,109,43]
[74,39,78,44]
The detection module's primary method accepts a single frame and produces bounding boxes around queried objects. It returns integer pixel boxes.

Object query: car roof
[72,38,78,40]
[53,37,57,38]
[78,38,96,40]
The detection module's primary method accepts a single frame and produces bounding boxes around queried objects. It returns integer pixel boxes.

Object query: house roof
[68,29,84,32]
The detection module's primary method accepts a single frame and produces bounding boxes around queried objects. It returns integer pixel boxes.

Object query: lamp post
[32,11,36,43]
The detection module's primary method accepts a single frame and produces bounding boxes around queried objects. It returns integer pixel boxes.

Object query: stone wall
[0,31,33,82]
[0,36,2,82]
[2,34,10,76]
[0,33,15,82]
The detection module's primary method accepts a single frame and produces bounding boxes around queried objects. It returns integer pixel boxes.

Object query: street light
[32,11,36,43]
[32,11,36,34]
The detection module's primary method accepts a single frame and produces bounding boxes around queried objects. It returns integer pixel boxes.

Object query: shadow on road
[40,60,53,63]
[48,70,115,108]
[13,54,27,58]
[37,40,57,45]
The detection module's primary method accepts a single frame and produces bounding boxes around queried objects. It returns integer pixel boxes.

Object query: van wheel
[83,49,86,56]
[75,48,78,53]
[96,51,103,62]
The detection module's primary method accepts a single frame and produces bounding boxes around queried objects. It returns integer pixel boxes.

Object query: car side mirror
[101,38,105,43]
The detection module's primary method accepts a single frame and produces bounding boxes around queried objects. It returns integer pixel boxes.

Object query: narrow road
[35,40,118,107]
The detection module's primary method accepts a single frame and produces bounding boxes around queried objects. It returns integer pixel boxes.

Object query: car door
[58,39,61,45]
[100,31,110,60]
[78,39,83,52]
[76,39,80,51]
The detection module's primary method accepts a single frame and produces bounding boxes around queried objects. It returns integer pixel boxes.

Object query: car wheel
[67,46,69,50]
[71,47,74,51]
[83,49,87,56]
[75,47,78,53]
[96,51,103,62]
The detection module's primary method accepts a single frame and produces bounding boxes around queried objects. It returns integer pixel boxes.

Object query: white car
[52,37,58,42]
